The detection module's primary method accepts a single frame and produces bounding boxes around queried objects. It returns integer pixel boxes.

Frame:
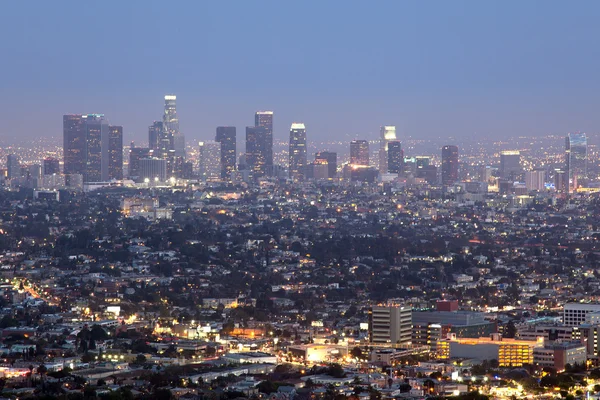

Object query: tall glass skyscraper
[148,121,163,151]
[255,111,273,175]
[566,132,587,191]
[82,114,110,182]
[441,145,459,185]
[379,125,397,174]
[108,125,123,180]
[216,126,236,179]
[246,126,269,178]
[387,141,403,174]
[350,140,369,166]
[63,114,85,176]
[289,123,307,180]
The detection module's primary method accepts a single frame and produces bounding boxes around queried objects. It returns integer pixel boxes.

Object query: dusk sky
[1,1,600,145]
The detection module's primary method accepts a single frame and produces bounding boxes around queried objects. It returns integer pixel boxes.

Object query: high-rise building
[387,141,403,174]
[500,150,521,180]
[63,114,85,176]
[163,95,184,156]
[6,154,20,179]
[289,123,307,180]
[369,304,412,344]
[43,157,60,175]
[128,147,152,180]
[255,111,274,175]
[315,151,337,179]
[350,140,369,166]
[148,121,163,151]
[379,126,397,174]
[199,141,222,182]
[441,145,459,185]
[216,126,236,179]
[566,132,587,192]
[246,126,269,178]
[81,114,110,182]
[554,168,568,192]
[108,125,123,180]
[525,169,546,192]
[415,156,430,178]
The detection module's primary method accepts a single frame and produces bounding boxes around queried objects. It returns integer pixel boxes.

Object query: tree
[504,321,517,338]
[135,354,147,364]
[350,347,363,360]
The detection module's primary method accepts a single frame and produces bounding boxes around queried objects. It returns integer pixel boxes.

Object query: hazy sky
[1,0,600,145]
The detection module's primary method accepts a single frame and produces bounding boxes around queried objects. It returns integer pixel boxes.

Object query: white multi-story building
[199,141,222,182]
[369,303,412,344]
[563,303,600,326]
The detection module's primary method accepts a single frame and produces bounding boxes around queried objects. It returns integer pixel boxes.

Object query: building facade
[199,141,222,182]
[379,126,397,174]
[216,126,236,179]
[350,140,369,166]
[369,304,412,345]
[441,145,459,185]
[289,123,307,180]
[108,125,123,180]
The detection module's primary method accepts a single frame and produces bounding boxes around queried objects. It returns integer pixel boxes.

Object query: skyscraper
[441,145,459,185]
[500,150,521,180]
[199,141,222,182]
[108,125,123,180]
[43,157,60,175]
[6,154,20,180]
[246,126,269,178]
[216,126,236,179]
[82,114,110,182]
[315,151,337,178]
[163,95,183,156]
[148,121,163,151]
[379,125,397,174]
[350,140,369,166]
[255,111,273,175]
[289,123,307,180]
[387,141,403,174]
[63,114,85,176]
[566,132,587,191]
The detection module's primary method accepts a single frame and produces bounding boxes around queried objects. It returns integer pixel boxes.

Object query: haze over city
[2,0,600,144]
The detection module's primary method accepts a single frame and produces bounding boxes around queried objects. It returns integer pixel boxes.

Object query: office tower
[108,125,123,180]
[315,151,337,178]
[246,126,269,178]
[81,114,110,182]
[199,141,222,182]
[350,140,369,166]
[29,164,42,183]
[554,168,568,193]
[255,111,273,175]
[63,114,85,176]
[479,165,493,183]
[148,121,163,151]
[525,169,546,192]
[415,156,430,178]
[6,155,20,179]
[387,141,403,174]
[43,157,60,175]
[139,158,168,182]
[128,147,152,179]
[499,150,521,180]
[566,132,587,191]
[441,145,459,185]
[289,123,307,180]
[369,304,412,344]
[163,95,184,156]
[379,125,397,174]
[216,126,236,179]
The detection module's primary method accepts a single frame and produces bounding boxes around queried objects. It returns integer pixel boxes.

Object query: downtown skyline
[2,1,600,144]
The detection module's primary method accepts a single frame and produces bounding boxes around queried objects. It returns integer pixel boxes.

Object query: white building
[199,141,222,182]
[369,303,412,344]
[563,303,600,326]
